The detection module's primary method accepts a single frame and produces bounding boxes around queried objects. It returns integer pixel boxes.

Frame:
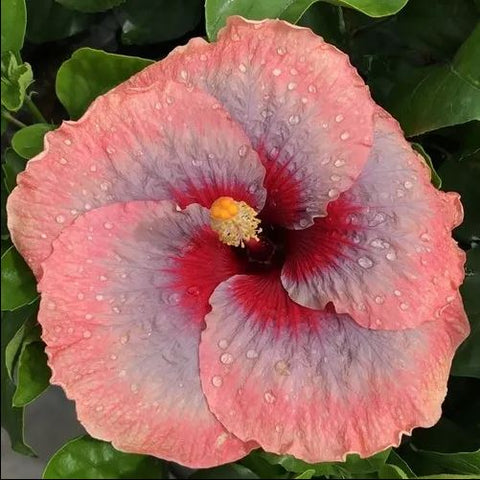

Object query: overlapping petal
[7,81,266,278]
[38,201,255,467]
[126,16,375,228]
[199,272,469,462]
[281,110,465,329]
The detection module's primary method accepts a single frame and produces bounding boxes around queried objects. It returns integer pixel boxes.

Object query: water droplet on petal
[358,256,374,268]
[55,215,65,224]
[394,290,402,296]
[95,294,103,301]
[386,251,397,261]
[264,391,276,403]
[238,144,248,157]
[212,375,223,387]
[220,353,234,364]
[276,46,286,55]
[287,82,297,91]
[330,174,341,182]
[374,296,384,304]
[275,360,290,376]
[446,295,455,303]
[246,349,258,359]
[404,181,413,189]
[340,131,350,141]
[120,334,129,344]
[84,313,93,320]
[130,383,139,393]
[187,286,200,296]
[288,114,300,125]
[335,114,344,123]
[103,222,113,229]
[308,84,317,93]
[400,302,409,311]
[334,159,345,167]
[83,330,92,338]
[421,233,431,242]
[272,68,282,76]
[328,188,338,198]
[218,339,228,350]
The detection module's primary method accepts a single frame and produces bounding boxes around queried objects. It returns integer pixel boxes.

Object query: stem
[1,111,27,128]
[24,96,47,124]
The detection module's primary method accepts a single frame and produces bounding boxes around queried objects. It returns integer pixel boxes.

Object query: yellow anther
[210,196,261,247]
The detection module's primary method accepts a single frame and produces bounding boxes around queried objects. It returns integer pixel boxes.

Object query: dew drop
[358,256,374,269]
[95,294,104,301]
[328,188,338,198]
[394,290,402,296]
[340,131,350,141]
[288,114,300,125]
[220,353,234,364]
[272,68,282,76]
[84,313,93,320]
[275,360,290,376]
[218,339,228,350]
[335,114,344,123]
[64,139,72,146]
[84,203,92,211]
[264,391,276,404]
[276,46,286,55]
[89,165,97,172]
[446,295,455,303]
[212,375,223,387]
[120,334,129,344]
[386,251,397,261]
[103,222,113,230]
[246,349,258,359]
[167,293,181,305]
[55,215,65,224]
[95,405,104,412]
[238,63,247,73]
[400,302,409,311]
[59,157,67,165]
[421,233,431,242]
[404,181,413,189]
[83,330,92,338]
[374,296,384,304]
[130,383,139,393]
[110,354,117,360]
[275,424,283,433]
[308,84,317,93]
[187,286,200,296]
[287,82,297,91]
[334,158,345,167]
[330,174,341,182]
[238,144,248,157]
[77,292,84,300]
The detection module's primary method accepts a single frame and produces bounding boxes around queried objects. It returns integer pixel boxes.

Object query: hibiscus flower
[7,17,469,468]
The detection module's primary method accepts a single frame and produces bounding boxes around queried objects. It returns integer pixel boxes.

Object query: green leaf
[13,338,50,406]
[1,0,27,53]
[205,0,408,40]
[190,464,260,479]
[56,48,153,119]
[43,435,168,479]
[1,52,33,112]
[378,463,410,479]
[11,123,54,159]
[411,143,442,188]
[418,475,479,479]
[387,23,480,136]
[115,0,203,45]
[387,451,417,478]
[26,0,93,44]
[1,246,37,311]
[259,449,391,477]
[402,446,480,477]
[452,248,480,378]
[55,0,125,13]
[1,305,38,456]
[240,450,289,478]
[294,469,316,479]
[2,147,26,192]
[438,123,480,244]
[4,313,36,380]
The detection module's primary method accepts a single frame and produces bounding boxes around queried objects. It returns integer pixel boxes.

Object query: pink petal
[38,201,255,467]
[7,81,265,278]
[281,109,465,330]
[199,272,469,463]
[126,16,375,228]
